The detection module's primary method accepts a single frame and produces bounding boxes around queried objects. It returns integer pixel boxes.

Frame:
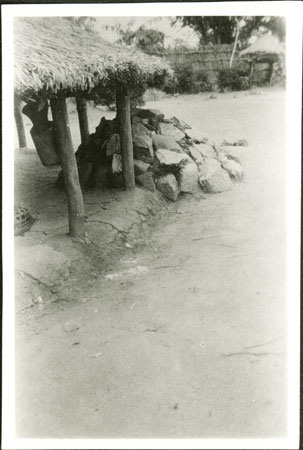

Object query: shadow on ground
[15,148,167,312]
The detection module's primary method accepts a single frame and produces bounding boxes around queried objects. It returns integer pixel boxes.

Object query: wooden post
[229,19,240,68]
[268,61,274,86]
[116,85,135,190]
[14,94,27,148]
[249,60,255,87]
[76,97,90,145]
[50,95,85,237]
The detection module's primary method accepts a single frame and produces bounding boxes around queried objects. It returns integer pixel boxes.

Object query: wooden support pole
[249,61,255,87]
[229,20,240,68]
[14,94,27,148]
[50,95,85,237]
[116,85,135,190]
[76,97,90,145]
[268,61,274,86]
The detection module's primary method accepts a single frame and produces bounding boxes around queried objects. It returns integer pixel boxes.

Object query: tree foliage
[239,16,285,44]
[117,25,165,52]
[175,16,285,47]
[177,16,237,45]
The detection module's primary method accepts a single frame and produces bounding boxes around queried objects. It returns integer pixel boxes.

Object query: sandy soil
[15,88,287,438]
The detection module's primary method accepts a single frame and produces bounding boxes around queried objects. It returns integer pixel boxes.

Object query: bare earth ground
[15,88,287,438]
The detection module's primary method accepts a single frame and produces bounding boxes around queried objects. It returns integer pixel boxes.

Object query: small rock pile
[73,108,245,202]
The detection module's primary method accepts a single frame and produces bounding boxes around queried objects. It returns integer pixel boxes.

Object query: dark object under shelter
[14,17,172,237]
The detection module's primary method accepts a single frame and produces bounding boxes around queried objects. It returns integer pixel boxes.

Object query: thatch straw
[14,17,173,99]
[239,34,285,58]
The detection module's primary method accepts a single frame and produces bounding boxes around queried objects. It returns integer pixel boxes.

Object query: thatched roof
[239,34,285,59]
[14,17,173,99]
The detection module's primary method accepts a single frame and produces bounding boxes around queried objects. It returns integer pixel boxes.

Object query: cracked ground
[15,88,287,438]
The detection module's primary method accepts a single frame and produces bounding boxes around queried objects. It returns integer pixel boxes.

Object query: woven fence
[148,44,270,85]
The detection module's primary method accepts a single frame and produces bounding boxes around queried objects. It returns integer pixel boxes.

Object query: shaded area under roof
[14,17,172,99]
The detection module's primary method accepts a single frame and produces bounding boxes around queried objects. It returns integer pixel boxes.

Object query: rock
[221,138,249,147]
[220,159,244,181]
[134,108,165,122]
[131,108,163,132]
[152,134,182,152]
[156,149,188,167]
[136,172,156,191]
[218,146,243,163]
[112,154,122,174]
[106,134,120,157]
[226,154,241,165]
[216,152,229,164]
[143,119,160,133]
[234,138,249,147]
[198,157,221,178]
[215,149,241,167]
[133,134,154,163]
[189,146,204,165]
[170,116,191,131]
[156,174,180,201]
[133,159,150,176]
[178,137,191,151]
[199,165,232,193]
[194,143,216,159]
[179,161,199,193]
[158,123,185,142]
[132,122,152,138]
[185,128,208,143]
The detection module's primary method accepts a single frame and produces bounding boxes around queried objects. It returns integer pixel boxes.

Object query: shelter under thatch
[14,17,172,100]
[239,34,285,62]
[14,17,173,237]
[239,34,285,87]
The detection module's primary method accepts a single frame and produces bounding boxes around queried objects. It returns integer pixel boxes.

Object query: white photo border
[2,2,302,449]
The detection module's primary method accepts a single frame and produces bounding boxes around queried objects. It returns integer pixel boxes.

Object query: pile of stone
[73,108,244,202]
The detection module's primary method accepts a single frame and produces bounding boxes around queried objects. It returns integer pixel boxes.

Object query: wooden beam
[14,94,27,148]
[76,97,90,145]
[50,95,85,237]
[116,85,135,190]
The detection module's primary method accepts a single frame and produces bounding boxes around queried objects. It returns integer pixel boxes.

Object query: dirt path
[16,89,287,438]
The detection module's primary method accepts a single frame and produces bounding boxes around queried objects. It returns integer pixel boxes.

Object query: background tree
[239,16,285,45]
[175,17,237,45]
[166,38,194,52]
[175,16,285,47]
[117,25,165,52]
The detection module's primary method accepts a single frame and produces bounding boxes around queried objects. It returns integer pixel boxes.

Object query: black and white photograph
[2,2,302,449]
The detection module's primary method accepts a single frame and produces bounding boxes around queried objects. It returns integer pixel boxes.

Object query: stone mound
[70,108,245,202]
